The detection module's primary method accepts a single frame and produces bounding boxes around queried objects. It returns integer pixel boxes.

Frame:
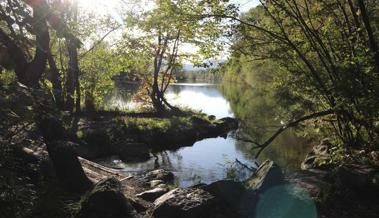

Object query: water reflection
[101,82,311,186]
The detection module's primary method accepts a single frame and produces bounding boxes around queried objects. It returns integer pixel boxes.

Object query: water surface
[102,82,311,187]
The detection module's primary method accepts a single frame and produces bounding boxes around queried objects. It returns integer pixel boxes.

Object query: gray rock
[245,159,283,192]
[156,183,168,189]
[136,187,169,201]
[153,188,216,218]
[146,169,174,183]
[202,180,256,217]
[301,139,332,170]
[336,164,379,194]
[78,178,137,218]
[150,179,164,188]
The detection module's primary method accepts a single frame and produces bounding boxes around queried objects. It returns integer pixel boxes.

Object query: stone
[78,178,137,218]
[136,187,169,201]
[301,139,333,170]
[245,159,283,192]
[150,179,165,188]
[336,164,379,194]
[145,169,174,183]
[202,180,256,216]
[153,188,216,218]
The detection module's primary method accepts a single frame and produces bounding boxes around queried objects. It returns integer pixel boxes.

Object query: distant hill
[182,59,225,72]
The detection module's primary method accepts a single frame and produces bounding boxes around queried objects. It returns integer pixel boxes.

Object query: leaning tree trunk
[0,0,50,88]
[37,117,92,193]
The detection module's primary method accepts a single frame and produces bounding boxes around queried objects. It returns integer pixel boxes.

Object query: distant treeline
[176,69,224,82]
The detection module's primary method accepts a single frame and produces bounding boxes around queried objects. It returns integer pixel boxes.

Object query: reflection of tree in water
[220,83,311,170]
[104,82,140,109]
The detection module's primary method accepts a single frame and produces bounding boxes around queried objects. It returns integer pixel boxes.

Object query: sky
[232,0,261,12]
[77,0,261,64]
[78,0,261,17]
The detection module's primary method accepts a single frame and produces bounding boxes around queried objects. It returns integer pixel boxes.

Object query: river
[101,82,311,187]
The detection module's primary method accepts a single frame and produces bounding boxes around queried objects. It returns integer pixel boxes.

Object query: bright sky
[77,0,261,61]
[78,0,261,20]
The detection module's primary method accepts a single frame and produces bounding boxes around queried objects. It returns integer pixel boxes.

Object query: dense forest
[1,0,379,218]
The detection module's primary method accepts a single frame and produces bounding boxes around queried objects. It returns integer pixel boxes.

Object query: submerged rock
[78,178,137,218]
[136,187,169,201]
[245,159,283,192]
[153,188,216,218]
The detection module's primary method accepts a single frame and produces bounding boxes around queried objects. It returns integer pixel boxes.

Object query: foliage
[123,0,234,111]
[222,0,379,155]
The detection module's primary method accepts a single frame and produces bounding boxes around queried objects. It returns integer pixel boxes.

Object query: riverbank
[73,111,238,162]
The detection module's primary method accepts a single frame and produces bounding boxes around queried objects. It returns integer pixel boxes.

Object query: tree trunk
[357,0,379,73]
[47,51,63,108]
[0,0,50,88]
[65,39,79,112]
[37,117,92,193]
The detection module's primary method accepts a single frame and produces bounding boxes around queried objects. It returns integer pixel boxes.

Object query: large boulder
[245,159,283,192]
[144,169,175,184]
[202,180,246,210]
[136,187,169,202]
[46,140,93,193]
[336,164,379,194]
[152,188,216,218]
[202,180,256,217]
[301,139,332,170]
[78,178,137,218]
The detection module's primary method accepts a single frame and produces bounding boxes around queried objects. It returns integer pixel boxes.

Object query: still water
[101,82,311,187]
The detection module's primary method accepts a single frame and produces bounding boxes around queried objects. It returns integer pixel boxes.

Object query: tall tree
[0,0,50,87]
[124,0,231,112]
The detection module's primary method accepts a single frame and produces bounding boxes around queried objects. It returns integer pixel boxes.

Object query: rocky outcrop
[136,187,169,201]
[245,159,283,192]
[78,178,137,218]
[152,188,217,218]
[201,180,256,217]
[150,180,165,188]
[301,139,332,170]
[336,164,379,194]
[143,169,175,184]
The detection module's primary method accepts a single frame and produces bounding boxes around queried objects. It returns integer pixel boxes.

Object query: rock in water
[202,180,256,217]
[202,180,246,210]
[136,187,169,201]
[153,188,216,218]
[78,178,137,218]
[246,159,283,192]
